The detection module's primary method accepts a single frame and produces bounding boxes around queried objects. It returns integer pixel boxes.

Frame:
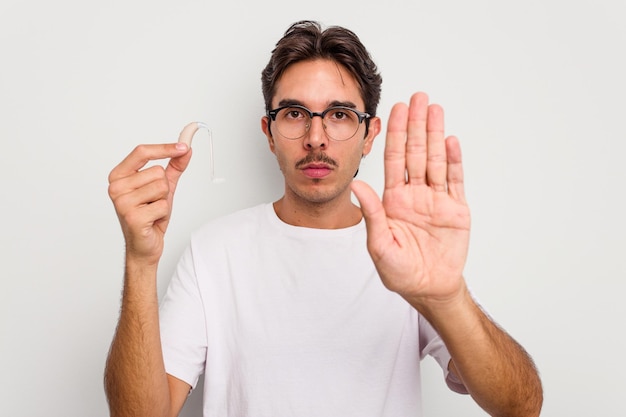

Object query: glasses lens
[323,107,360,141]
[274,107,309,140]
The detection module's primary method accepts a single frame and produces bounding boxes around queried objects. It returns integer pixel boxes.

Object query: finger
[351,180,394,252]
[108,143,190,183]
[121,197,170,232]
[113,152,193,221]
[108,165,169,201]
[384,102,409,189]
[426,104,447,192]
[406,92,429,185]
[445,136,467,204]
[113,175,170,214]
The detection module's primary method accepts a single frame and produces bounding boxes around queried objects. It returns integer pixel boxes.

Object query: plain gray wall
[1,0,624,416]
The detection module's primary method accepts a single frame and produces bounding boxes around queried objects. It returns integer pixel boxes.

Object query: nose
[303,115,328,150]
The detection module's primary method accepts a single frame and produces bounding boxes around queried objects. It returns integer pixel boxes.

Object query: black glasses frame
[266,104,371,140]
[267,105,371,124]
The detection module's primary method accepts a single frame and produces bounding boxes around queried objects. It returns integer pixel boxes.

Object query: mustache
[295,152,338,169]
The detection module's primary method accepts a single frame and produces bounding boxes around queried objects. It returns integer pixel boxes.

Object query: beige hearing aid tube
[177,122,225,183]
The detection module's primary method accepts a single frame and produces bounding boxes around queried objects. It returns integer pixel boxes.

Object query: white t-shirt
[160,203,466,417]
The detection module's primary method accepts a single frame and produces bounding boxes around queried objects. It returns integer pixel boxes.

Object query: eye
[327,108,356,122]
[283,107,306,120]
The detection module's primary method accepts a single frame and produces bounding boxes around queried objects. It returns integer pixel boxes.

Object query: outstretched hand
[352,92,471,307]
[108,143,192,266]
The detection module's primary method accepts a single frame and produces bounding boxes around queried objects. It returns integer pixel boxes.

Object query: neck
[273,195,362,229]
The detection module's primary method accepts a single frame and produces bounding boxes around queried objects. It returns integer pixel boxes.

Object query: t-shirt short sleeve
[418,314,469,394]
[159,244,207,390]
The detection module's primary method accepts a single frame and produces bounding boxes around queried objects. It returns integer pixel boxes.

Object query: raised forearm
[104,260,173,417]
[105,143,194,417]
[412,288,543,417]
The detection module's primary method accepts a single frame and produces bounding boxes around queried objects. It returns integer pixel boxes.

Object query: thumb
[165,143,193,190]
[351,180,391,243]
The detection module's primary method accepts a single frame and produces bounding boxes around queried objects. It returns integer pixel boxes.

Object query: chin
[290,183,348,205]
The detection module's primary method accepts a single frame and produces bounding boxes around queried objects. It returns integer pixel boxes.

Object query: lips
[301,163,333,178]
[296,153,338,179]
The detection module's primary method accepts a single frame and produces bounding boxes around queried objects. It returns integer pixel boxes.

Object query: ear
[261,116,276,153]
[361,116,381,157]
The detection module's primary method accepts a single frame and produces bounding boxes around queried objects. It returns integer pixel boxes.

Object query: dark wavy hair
[261,21,382,118]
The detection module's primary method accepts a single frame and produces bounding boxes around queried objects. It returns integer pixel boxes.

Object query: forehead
[272,59,364,109]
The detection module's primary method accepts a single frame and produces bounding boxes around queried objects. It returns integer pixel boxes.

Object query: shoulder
[190,203,271,245]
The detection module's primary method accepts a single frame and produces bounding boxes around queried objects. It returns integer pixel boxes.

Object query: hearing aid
[177,122,225,184]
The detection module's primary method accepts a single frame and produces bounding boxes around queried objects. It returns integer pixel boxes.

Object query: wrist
[125,248,161,270]
[124,254,160,286]
[405,285,479,333]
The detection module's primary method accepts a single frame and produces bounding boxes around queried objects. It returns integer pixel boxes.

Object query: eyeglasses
[267,105,371,141]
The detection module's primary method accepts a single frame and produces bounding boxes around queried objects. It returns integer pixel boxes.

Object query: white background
[1,0,624,416]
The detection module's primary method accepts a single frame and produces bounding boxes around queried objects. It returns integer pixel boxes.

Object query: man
[105,21,543,417]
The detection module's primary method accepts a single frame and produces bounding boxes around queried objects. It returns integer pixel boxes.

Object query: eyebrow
[276,98,359,109]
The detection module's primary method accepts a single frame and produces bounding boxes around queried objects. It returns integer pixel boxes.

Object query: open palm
[352,92,471,303]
